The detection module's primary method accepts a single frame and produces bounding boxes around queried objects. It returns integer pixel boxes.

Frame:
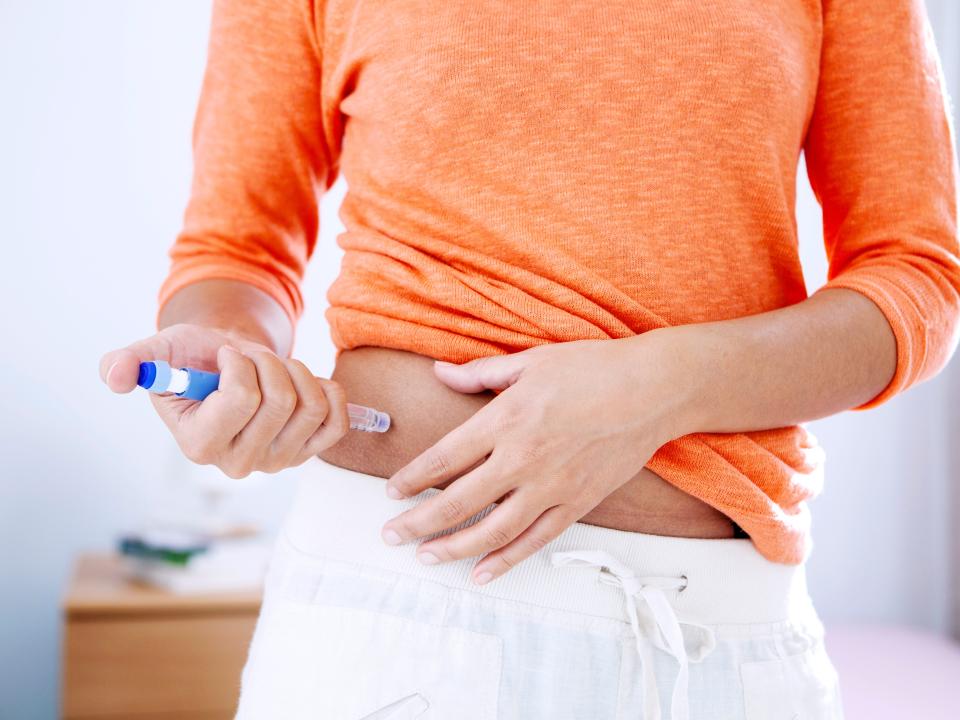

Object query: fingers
[469,503,580,584]
[432,353,529,394]
[295,377,349,461]
[155,345,348,477]
[385,405,497,499]
[161,345,261,457]
[386,482,582,586]
[265,362,349,469]
[380,461,511,547]
[268,359,330,466]
[409,486,544,566]
[205,352,348,477]
[228,350,297,463]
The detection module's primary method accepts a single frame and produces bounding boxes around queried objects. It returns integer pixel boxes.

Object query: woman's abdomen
[317,346,735,539]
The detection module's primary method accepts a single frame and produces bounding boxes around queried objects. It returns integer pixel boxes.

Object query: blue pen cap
[137,362,156,389]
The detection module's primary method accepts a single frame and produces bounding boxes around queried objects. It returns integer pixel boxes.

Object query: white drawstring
[550,550,716,720]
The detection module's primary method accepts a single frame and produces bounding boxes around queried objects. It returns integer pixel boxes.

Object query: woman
[100,0,959,718]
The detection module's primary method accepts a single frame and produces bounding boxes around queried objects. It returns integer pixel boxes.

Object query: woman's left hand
[380,330,697,585]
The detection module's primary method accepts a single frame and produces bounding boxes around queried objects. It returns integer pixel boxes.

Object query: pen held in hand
[136,360,391,433]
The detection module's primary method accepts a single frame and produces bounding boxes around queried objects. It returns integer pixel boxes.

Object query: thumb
[99,335,172,394]
[432,352,531,394]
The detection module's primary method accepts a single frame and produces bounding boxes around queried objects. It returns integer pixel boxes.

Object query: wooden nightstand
[61,554,262,720]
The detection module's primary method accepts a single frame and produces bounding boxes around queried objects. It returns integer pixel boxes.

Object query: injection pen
[136,360,391,433]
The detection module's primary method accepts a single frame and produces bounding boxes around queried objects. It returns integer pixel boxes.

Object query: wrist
[623,325,714,444]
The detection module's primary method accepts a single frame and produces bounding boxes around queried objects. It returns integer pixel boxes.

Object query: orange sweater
[160,0,960,564]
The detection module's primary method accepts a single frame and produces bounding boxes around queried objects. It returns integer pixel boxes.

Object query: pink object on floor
[825,624,960,719]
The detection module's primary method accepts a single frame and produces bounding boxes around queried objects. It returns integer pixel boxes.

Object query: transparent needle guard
[347,402,391,433]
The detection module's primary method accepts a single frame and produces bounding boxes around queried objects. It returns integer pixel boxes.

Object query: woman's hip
[236,458,843,719]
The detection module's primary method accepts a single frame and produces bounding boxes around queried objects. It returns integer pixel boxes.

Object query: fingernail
[474,571,493,585]
[435,360,454,367]
[385,484,405,500]
[382,528,402,546]
[417,551,440,565]
[104,362,118,385]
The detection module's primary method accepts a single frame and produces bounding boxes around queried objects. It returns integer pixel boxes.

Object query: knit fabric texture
[160,0,960,564]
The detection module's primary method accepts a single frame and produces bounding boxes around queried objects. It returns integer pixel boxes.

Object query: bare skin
[100,278,897,585]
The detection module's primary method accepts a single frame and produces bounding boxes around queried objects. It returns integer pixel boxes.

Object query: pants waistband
[279,458,815,627]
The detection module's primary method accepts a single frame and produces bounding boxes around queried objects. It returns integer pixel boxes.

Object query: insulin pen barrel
[179,368,220,401]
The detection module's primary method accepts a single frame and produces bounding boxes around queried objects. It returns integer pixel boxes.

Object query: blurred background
[0,2,958,718]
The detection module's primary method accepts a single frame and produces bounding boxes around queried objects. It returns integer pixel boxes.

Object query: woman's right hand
[98,323,349,478]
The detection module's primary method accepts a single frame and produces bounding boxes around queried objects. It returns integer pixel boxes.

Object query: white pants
[236,459,844,719]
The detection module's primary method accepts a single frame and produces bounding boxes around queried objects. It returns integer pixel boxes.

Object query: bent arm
[661,287,897,435]
[658,0,960,437]
[158,0,337,352]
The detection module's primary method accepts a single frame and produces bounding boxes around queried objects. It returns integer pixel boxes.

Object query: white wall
[0,2,956,718]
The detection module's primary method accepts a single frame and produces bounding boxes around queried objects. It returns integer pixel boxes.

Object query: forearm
[158,279,294,357]
[654,287,897,436]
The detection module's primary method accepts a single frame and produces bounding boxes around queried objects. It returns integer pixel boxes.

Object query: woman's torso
[318,346,738,538]
[316,1,824,541]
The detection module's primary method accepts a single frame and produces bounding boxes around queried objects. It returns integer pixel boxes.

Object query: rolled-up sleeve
[805,0,960,408]
[158,0,338,327]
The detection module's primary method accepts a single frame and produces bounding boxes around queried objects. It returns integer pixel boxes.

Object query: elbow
[160,230,306,329]
[822,242,960,407]
[891,252,960,394]
[918,258,960,382]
